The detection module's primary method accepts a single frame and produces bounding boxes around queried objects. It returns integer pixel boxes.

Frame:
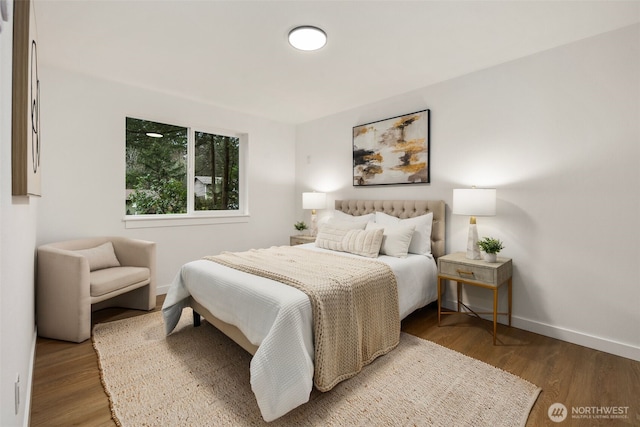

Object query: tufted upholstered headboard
[334,200,446,259]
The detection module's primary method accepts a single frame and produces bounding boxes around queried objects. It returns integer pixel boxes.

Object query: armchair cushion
[90,266,150,297]
[75,241,121,271]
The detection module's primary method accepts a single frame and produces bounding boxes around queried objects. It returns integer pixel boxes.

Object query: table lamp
[302,192,326,236]
[453,188,496,259]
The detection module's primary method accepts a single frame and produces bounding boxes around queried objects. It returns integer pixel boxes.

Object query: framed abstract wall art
[353,109,430,186]
[12,0,41,196]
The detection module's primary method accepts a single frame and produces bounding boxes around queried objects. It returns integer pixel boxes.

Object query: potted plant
[477,237,504,262]
[294,221,308,235]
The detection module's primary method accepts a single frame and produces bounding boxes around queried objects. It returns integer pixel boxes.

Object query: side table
[437,252,513,345]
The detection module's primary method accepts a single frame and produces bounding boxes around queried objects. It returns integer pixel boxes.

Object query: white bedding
[162,243,437,421]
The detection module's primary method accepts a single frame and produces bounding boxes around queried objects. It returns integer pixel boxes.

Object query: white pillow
[366,222,415,258]
[75,242,121,271]
[330,210,375,223]
[325,217,368,230]
[374,211,433,256]
[341,228,383,258]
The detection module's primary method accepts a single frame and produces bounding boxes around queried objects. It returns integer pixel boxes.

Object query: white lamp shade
[302,192,326,210]
[452,188,496,216]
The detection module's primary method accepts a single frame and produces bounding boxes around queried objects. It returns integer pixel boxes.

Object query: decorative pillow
[75,241,121,271]
[330,210,375,223]
[315,223,354,251]
[366,222,415,258]
[375,211,433,256]
[341,228,384,258]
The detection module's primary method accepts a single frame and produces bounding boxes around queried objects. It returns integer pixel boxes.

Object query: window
[126,118,188,215]
[194,131,240,211]
[125,117,245,226]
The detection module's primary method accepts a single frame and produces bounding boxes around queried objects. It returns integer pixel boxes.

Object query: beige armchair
[37,236,156,342]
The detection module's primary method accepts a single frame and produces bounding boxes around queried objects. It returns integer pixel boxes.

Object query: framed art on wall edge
[12,0,41,196]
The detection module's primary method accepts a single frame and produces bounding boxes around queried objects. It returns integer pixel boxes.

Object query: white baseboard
[511,315,640,362]
[442,299,640,362]
[156,284,170,295]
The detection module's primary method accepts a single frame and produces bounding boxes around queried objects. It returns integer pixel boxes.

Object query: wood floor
[31,295,640,426]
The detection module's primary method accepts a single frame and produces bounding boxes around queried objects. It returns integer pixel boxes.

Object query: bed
[162,199,445,421]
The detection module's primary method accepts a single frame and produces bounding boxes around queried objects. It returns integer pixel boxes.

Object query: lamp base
[466,223,481,260]
[310,212,318,237]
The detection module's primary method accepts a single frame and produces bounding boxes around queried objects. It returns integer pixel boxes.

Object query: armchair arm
[110,237,155,268]
[36,245,92,342]
[110,237,157,305]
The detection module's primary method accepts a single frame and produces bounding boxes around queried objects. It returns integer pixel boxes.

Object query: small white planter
[483,253,498,263]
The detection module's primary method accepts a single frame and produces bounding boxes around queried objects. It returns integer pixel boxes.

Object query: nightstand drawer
[437,252,512,287]
[439,261,495,284]
[290,235,316,246]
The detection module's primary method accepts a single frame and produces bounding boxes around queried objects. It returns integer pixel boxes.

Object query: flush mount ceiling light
[146,132,163,138]
[288,26,327,51]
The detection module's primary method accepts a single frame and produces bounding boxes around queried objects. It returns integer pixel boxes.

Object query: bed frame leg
[193,310,201,327]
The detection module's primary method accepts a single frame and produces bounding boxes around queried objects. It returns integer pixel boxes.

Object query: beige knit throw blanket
[204,246,400,392]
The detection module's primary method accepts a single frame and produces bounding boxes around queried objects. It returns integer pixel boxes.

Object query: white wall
[37,67,297,292]
[296,24,640,361]
[0,1,38,425]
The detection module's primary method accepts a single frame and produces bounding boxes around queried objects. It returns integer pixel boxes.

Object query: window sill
[123,213,250,229]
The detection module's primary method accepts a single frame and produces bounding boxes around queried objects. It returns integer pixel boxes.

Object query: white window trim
[123,212,250,229]
[124,122,249,229]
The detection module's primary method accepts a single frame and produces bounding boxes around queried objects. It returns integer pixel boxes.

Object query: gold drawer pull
[457,269,475,277]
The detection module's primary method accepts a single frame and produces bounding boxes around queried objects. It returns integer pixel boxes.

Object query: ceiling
[34,1,640,124]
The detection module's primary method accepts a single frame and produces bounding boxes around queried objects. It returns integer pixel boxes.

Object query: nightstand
[290,235,316,246]
[437,252,512,345]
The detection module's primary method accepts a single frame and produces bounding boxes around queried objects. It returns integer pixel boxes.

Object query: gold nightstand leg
[493,288,498,345]
[437,276,442,326]
[508,278,512,327]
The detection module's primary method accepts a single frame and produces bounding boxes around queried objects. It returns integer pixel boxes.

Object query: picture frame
[0,0,9,34]
[353,109,430,186]
[12,0,41,196]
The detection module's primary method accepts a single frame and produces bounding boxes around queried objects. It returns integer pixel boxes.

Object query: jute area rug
[93,309,541,426]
